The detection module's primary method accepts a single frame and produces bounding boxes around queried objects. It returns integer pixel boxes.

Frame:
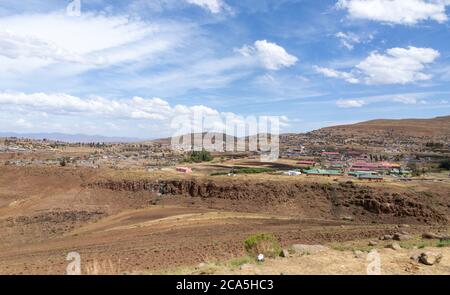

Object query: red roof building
[176,166,192,173]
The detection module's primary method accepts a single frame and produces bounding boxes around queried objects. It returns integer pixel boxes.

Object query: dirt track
[0,166,448,274]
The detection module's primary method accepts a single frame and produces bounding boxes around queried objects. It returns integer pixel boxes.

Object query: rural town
[0,0,449,283]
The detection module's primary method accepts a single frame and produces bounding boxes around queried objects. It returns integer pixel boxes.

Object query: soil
[0,166,449,274]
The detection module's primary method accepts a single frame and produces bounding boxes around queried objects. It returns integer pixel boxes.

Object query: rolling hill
[313,116,450,138]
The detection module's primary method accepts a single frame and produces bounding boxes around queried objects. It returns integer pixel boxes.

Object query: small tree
[59,158,67,167]
[244,233,282,258]
[439,159,450,170]
[184,149,213,163]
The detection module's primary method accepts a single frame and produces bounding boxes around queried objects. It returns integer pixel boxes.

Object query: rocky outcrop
[86,179,448,225]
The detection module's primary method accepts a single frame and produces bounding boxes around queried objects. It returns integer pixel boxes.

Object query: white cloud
[336,0,450,25]
[185,0,227,13]
[15,118,33,129]
[336,99,366,108]
[315,46,440,85]
[0,12,190,77]
[0,91,291,137]
[0,91,219,121]
[314,66,359,83]
[335,31,373,50]
[0,30,89,64]
[334,92,441,108]
[356,47,440,84]
[392,95,419,104]
[236,40,298,70]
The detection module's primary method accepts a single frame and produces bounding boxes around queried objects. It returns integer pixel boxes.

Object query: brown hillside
[317,116,450,138]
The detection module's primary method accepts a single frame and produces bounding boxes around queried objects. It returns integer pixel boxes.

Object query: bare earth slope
[0,166,449,274]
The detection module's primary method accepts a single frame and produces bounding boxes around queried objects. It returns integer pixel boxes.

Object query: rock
[239,263,254,271]
[380,234,393,241]
[418,252,443,266]
[280,249,290,258]
[386,242,402,250]
[422,232,441,239]
[368,240,378,246]
[410,254,421,262]
[393,233,412,241]
[290,244,328,255]
[197,262,207,269]
[341,216,354,221]
[400,224,410,228]
[353,250,365,259]
[257,254,265,262]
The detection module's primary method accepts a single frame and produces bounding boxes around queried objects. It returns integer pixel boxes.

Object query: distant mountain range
[0,132,143,143]
[1,116,449,143]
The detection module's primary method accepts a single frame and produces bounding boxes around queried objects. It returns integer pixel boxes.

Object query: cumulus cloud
[185,0,227,13]
[0,91,290,137]
[0,91,219,121]
[315,46,440,85]
[356,46,440,84]
[314,66,359,83]
[336,0,450,25]
[236,40,298,70]
[336,99,366,108]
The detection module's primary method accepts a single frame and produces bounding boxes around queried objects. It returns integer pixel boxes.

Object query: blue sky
[0,0,449,139]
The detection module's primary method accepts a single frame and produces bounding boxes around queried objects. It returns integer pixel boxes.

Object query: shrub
[439,159,450,170]
[210,167,275,176]
[244,233,282,258]
[184,149,213,163]
[234,167,276,174]
[436,239,450,248]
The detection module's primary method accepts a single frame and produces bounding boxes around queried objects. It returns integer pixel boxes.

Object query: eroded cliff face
[86,179,448,225]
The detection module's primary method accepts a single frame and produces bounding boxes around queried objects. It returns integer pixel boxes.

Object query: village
[1,131,448,187]
[0,117,449,275]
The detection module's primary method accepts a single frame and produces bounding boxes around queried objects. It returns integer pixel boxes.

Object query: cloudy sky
[0,0,449,139]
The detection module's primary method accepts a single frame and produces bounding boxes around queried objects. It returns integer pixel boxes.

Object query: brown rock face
[87,179,448,225]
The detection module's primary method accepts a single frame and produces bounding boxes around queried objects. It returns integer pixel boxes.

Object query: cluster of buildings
[288,151,413,181]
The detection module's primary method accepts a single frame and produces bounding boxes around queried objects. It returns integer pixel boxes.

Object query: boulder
[418,253,443,266]
[393,233,412,241]
[353,250,365,259]
[368,240,378,246]
[386,242,402,250]
[280,249,290,258]
[380,234,393,241]
[290,244,328,255]
[422,232,441,239]
[410,254,421,262]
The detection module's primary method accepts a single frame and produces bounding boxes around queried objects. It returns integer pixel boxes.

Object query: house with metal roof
[304,169,343,176]
[357,174,384,181]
